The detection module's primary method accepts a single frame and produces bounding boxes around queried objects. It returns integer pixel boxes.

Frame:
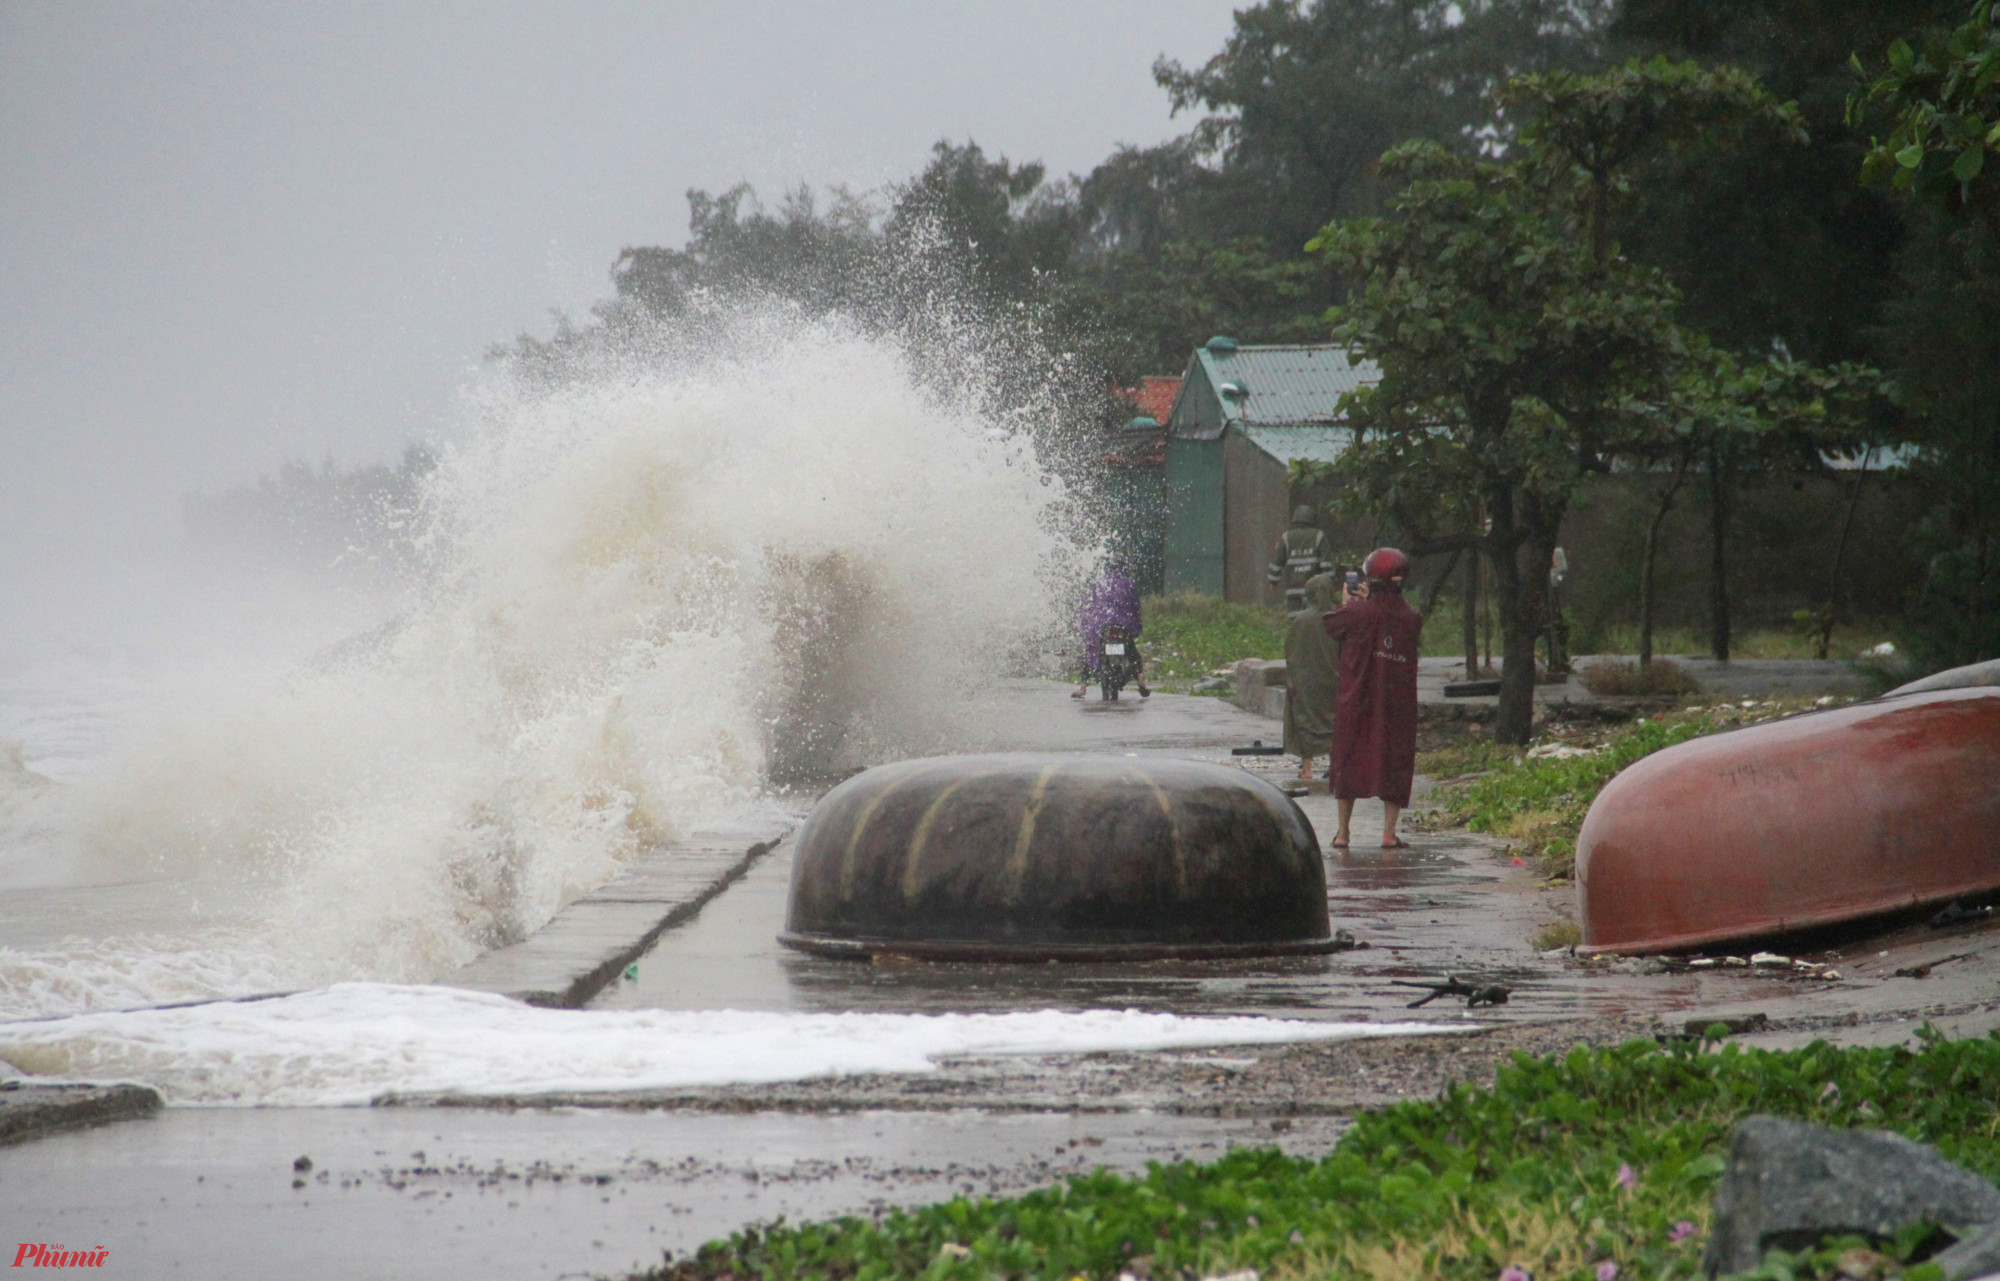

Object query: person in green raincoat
[1283,571,1342,782]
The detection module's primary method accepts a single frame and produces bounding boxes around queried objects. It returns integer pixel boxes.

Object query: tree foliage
[467,0,1983,673]
[1606,0,1950,364]
[1853,1,2000,671]
[1854,0,2000,226]
[1156,0,1610,247]
[1311,59,1803,742]
[1496,56,1806,265]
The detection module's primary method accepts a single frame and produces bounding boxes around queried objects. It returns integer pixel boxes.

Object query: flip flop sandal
[1382,838,1412,849]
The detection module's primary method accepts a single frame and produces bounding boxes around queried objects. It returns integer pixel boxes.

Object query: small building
[1161,337,1379,604]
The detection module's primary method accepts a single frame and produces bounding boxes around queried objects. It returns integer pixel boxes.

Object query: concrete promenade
[8,673,1997,1281]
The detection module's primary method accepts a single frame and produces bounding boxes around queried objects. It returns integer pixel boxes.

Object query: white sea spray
[0,306,1078,1019]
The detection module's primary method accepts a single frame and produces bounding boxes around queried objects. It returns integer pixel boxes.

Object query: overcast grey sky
[0,0,1240,553]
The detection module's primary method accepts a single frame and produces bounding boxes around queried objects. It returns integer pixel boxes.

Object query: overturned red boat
[1576,686,2000,956]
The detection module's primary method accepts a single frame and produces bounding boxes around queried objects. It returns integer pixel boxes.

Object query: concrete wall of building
[1163,437,1225,596]
[1553,469,1927,646]
[1223,427,1291,606]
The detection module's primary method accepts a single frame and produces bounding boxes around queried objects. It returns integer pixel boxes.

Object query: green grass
[1139,593,1287,691]
[1413,739,1520,781]
[1420,697,1851,879]
[1530,917,1583,951]
[1569,621,1898,663]
[1406,596,1499,660]
[636,1032,2000,1281]
[1139,594,1484,690]
[1132,594,1893,687]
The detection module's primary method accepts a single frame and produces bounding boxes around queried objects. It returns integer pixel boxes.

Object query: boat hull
[781,752,1335,961]
[1576,687,2000,955]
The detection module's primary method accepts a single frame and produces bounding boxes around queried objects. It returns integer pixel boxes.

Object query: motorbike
[1096,625,1146,701]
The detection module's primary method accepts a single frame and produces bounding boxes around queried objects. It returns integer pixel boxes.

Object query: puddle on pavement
[1328,846,1462,890]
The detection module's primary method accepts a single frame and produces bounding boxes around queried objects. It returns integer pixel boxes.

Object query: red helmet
[1363,547,1411,582]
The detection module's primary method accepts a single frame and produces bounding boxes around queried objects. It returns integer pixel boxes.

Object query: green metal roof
[1169,342,1379,439]
[1238,423,1352,467]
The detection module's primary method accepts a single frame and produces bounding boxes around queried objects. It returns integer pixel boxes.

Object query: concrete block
[1233,660,1286,716]
[448,824,792,1008]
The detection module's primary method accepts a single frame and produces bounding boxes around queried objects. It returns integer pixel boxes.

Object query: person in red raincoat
[1321,547,1422,848]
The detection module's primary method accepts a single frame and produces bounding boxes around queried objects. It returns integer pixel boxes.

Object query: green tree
[1495,56,1813,661]
[1607,0,1950,363]
[609,184,883,321]
[1313,142,1685,742]
[1852,0,2000,671]
[884,140,1083,306]
[1064,0,1614,379]
[1311,59,1800,742]
[1156,0,1609,248]
[1633,349,1894,665]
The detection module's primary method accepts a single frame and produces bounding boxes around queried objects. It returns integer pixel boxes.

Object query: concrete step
[447,823,794,1008]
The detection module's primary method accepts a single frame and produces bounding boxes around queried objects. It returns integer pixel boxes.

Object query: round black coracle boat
[779,753,1335,961]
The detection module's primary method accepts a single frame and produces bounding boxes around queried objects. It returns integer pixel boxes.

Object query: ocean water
[0,311,1075,1032]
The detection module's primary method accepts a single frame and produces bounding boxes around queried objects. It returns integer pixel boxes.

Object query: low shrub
[635,1032,2000,1281]
[1578,658,1704,697]
[1530,917,1583,951]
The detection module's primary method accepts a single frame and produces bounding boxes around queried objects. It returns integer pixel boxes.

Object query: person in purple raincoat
[1071,562,1150,699]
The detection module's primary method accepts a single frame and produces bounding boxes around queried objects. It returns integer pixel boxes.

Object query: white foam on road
[0,982,1451,1107]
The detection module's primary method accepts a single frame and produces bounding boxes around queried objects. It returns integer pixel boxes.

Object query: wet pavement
[1,1104,1344,1280]
[10,678,1997,1279]
[590,824,1588,1024]
[586,781,1986,1039]
[573,681,2000,1116]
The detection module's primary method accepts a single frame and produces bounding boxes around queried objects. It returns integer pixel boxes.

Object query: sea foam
[0,983,1452,1106]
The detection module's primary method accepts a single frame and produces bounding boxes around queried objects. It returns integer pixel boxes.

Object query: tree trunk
[1708,446,1733,663]
[1480,479,1560,745]
[1639,454,1692,669]
[1826,465,1869,627]
[1463,544,1481,678]
[1492,532,1553,746]
[1418,547,1462,620]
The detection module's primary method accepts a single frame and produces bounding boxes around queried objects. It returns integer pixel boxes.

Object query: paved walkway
[14,678,1994,1281]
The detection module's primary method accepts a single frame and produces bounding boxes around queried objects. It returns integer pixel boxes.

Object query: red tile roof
[1119,375,1182,424]
[1101,375,1178,468]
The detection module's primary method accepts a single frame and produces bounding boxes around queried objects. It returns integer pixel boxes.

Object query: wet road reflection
[588,831,1781,1026]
